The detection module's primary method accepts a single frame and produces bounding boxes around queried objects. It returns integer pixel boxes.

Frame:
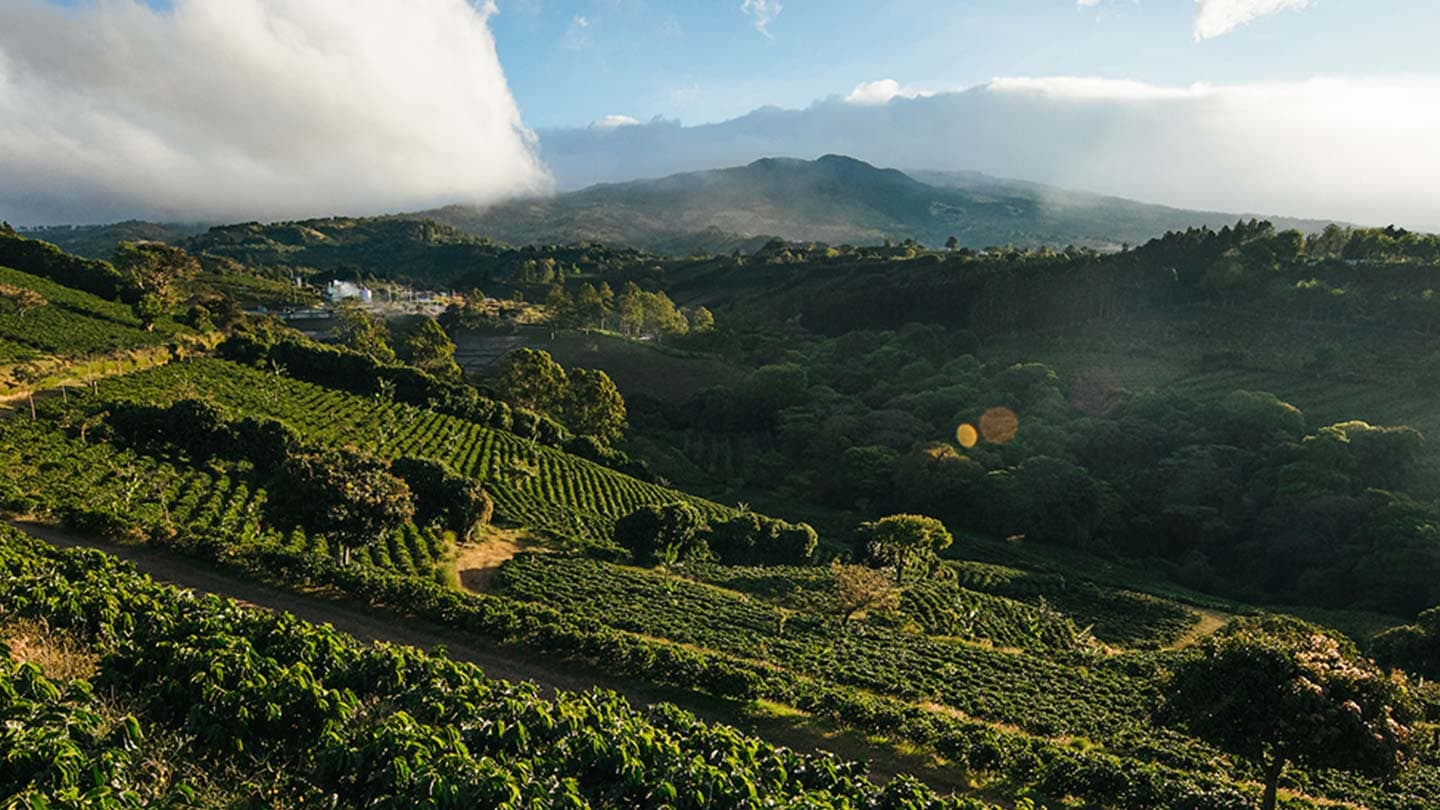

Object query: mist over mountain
[427,154,1334,254]
[535,78,1440,232]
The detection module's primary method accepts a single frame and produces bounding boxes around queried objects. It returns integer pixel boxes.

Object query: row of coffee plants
[0,416,456,583]
[946,559,1200,648]
[94,359,730,544]
[8,463,1421,810]
[0,526,1002,808]
[0,265,189,362]
[488,553,1440,808]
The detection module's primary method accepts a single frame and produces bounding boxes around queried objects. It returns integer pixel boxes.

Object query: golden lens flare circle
[956,423,979,449]
[979,407,1019,445]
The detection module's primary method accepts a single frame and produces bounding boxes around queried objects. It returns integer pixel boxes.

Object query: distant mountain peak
[418,155,1334,256]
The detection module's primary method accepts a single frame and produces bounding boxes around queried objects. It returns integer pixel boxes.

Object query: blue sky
[491,0,1440,129]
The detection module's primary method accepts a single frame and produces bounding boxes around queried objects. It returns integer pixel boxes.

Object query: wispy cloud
[740,0,781,38]
[561,14,591,49]
[1194,0,1311,40]
[0,0,549,225]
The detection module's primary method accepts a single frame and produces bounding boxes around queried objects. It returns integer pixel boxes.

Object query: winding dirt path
[9,520,970,792]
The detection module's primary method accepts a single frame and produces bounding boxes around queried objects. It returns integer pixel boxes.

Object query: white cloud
[1076,0,1102,7]
[740,0,782,38]
[1193,0,1310,40]
[843,79,931,106]
[590,115,640,129]
[0,0,549,226]
[538,76,1440,231]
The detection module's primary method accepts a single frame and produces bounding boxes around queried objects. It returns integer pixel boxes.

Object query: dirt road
[11,521,972,791]
[12,521,622,694]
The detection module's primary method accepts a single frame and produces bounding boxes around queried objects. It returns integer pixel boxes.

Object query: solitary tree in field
[113,241,199,329]
[1162,616,1415,810]
[861,513,953,584]
[12,362,45,420]
[831,561,899,629]
[279,448,415,565]
[945,236,959,251]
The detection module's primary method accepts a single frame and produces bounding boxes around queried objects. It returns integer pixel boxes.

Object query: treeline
[761,220,1440,337]
[0,225,128,300]
[545,280,714,338]
[613,501,818,566]
[223,331,654,479]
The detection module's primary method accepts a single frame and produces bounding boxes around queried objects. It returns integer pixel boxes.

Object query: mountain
[426,155,1337,255]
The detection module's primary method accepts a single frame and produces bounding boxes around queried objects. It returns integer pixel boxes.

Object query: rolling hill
[427,154,1337,254]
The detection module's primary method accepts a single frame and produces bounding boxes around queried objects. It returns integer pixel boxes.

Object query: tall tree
[861,513,953,584]
[278,448,415,564]
[113,241,199,326]
[399,317,461,380]
[1162,616,1416,810]
[494,347,567,414]
[575,283,605,328]
[565,368,627,445]
[331,306,397,363]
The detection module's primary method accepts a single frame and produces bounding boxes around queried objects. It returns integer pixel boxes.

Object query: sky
[491,0,1440,130]
[1,1,1438,229]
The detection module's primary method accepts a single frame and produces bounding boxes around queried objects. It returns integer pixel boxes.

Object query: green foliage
[1162,616,1418,809]
[112,241,199,307]
[613,501,707,563]
[564,367,627,445]
[391,456,493,542]
[0,229,127,300]
[395,316,461,380]
[861,514,953,584]
[0,526,990,808]
[329,305,396,363]
[0,265,189,363]
[275,448,416,555]
[493,347,567,413]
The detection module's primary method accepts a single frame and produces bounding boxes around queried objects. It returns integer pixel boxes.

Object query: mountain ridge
[425,154,1338,255]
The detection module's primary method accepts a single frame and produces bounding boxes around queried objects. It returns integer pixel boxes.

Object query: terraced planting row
[946,559,1201,648]
[96,359,730,543]
[492,554,1179,748]
[490,554,1440,807]
[0,265,188,361]
[0,417,453,581]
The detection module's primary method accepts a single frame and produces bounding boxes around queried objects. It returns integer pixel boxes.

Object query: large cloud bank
[539,77,1440,230]
[0,0,549,226]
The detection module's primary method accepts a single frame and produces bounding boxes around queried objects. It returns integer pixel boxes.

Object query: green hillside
[95,358,730,544]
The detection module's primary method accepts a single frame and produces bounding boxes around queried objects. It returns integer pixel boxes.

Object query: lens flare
[979,407,1019,444]
[956,423,979,449]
